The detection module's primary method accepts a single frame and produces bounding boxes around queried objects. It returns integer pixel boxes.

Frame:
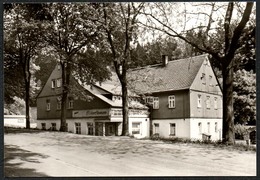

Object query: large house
[36,63,150,138]
[36,54,223,140]
[130,54,223,141]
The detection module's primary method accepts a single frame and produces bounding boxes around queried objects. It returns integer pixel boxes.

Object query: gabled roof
[94,72,139,97]
[80,81,147,109]
[128,54,208,94]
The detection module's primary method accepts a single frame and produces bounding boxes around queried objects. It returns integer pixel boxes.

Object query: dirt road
[4,131,256,177]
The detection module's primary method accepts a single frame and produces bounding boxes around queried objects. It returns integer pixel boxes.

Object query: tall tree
[43,3,109,131]
[100,3,145,135]
[142,2,255,144]
[4,4,46,128]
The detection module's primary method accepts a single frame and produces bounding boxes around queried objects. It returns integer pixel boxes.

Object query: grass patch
[149,136,256,152]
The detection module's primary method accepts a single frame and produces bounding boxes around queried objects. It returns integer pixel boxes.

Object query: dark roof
[128,54,208,94]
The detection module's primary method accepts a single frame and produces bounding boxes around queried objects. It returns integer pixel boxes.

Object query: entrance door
[106,123,116,136]
[95,122,103,136]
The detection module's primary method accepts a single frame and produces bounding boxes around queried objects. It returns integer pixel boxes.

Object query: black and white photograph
[3,1,256,177]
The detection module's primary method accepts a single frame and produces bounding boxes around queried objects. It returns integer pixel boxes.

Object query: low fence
[4,115,37,128]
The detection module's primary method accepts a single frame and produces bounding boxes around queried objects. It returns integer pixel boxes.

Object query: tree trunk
[120,60,129,136]
[25,79,30,129]
[121,80,129,136]
[222,63,235,144]
[24,59,31,129]
[60,61,71,132]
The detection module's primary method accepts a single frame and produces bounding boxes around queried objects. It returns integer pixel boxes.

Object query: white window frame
[75,122,81,134]
[209,75,213,86]
[46,102,51,111]
[202,73,206,85]
[214,97,218,109]
[197,94,202,108]
[132,122,141,135]
[198,122,202,134]
[51,79,56,88]
[41,123,46,130]
[57,101,61,110]
[87,122,94,135]
[68,100,74,109]
[207,122,210,134]
[154,123,159,134]
[206,96,211,109]
[145,96,154,105]
[51,123,56,131]
[169,123,176,136]
[168,95,175,108]
[56,78,62,88]
[153,97,159,109]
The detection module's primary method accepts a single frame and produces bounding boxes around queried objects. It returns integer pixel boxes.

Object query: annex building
[36,54,223,140]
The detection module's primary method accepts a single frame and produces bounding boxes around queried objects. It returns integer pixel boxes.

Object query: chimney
[162,55,169,67]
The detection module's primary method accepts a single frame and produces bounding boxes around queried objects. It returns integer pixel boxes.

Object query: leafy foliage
[233,70,256,124]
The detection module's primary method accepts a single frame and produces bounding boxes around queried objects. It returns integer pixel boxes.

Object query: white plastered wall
[151,119,191,138]
[189,118,222,141]
[37,118,95,134]
[128,117,150,138]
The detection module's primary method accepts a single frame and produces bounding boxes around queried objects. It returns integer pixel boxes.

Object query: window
[75,122,81,134]
[41,123,46,130]
[154,123,159,134]
[201,73,206,84]
[68,100,74,109]
[206,96,210,109]
[57,78,62,88]
[132,122,141,134]
[207,122,210,134]
[215,122,218,133]
[198,122,202,134]
[46,102,51,111]
[197,94,202,108]
[51,123,56,131]
[51,79,56,88]
[168,95,175,108]
[57,101,61,110]
[170,123,176,136]
[214,97,218,109]
[87,122,94,135]
[153,97,159,109]
[209,75,213,86]
[57,64,61,70]
[145,96,154,105]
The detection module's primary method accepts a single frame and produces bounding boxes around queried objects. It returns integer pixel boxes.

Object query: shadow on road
[4,144,49,177]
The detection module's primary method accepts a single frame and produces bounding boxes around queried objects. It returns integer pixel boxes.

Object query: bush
[234,124,249,140]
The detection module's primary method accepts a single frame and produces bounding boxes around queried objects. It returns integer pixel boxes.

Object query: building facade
[36,64,150,138]
[130,54,223,141]
[37,54,223,140]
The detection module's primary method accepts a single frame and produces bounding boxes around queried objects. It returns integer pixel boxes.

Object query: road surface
[4,130,256,177]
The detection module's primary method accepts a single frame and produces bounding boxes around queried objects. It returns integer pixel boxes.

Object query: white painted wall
[189,118,222,141]
[37,117,150,138]
[151,119,190,138]
[128,117,150,138]
[4,115,26,128]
